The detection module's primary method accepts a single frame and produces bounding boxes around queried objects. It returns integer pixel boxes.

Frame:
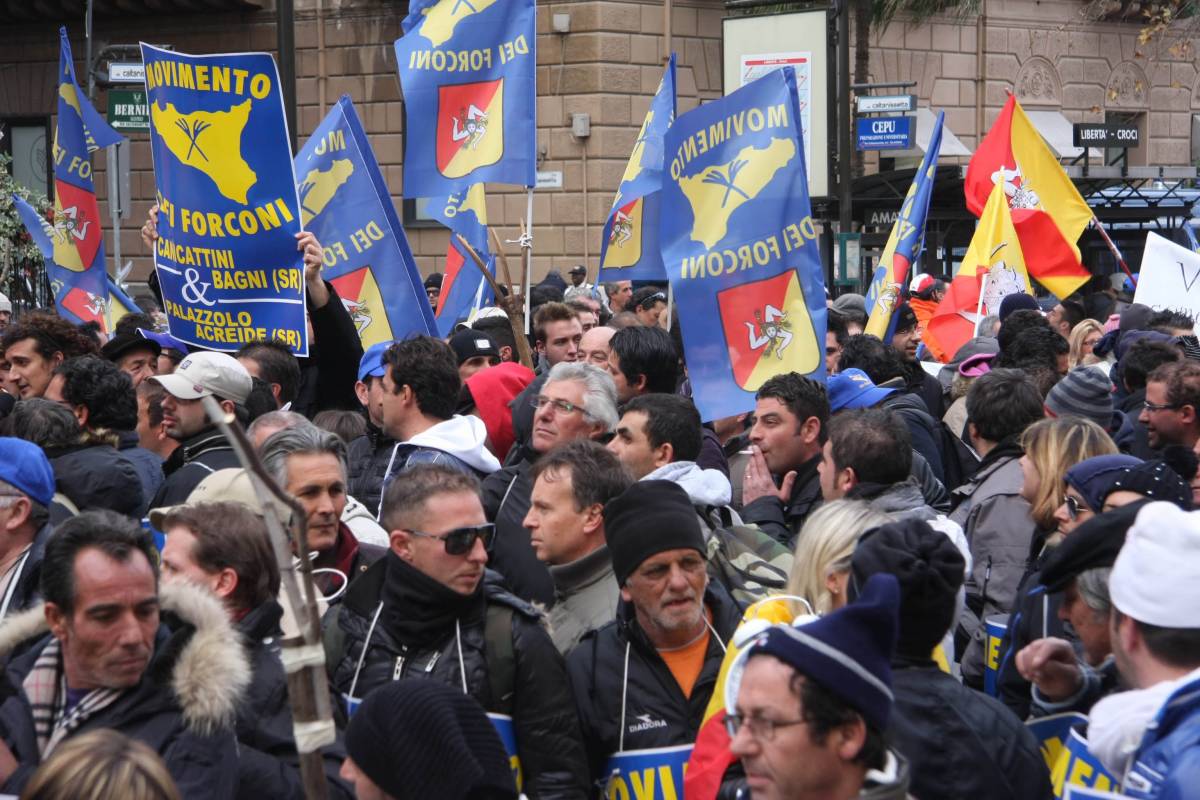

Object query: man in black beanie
[889,304,945,418]
[341,679,517,800]
[850,520,1053,800]
[566,480,741,784]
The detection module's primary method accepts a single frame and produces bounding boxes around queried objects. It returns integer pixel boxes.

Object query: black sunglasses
[1065,495,1083,521]
[404,524,495,556]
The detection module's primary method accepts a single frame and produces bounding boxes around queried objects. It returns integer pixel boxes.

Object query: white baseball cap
[1110,501,1200,627]
[150,351,252,404]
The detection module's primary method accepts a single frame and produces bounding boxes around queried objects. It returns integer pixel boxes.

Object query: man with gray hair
[483,362,618,605]
[260,424,386,600]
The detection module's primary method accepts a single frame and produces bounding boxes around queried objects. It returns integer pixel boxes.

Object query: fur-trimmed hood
[0,581,251,736]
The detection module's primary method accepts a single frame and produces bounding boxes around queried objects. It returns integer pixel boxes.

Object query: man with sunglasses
[482,362,618,605]
[1139,361,1200,451]
[326,463,590,799]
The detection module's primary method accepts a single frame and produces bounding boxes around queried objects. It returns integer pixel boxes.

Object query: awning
[0,0,262,23]
[880,107,972,159]
[1025,110,1103,161]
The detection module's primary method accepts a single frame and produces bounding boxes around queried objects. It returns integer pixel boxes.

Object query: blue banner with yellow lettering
[603,744,692,800]
[141,43,308,355]
[295,95,435,347]
[660,67,826,422]
[52,28,125,330]
[395,0,536,196]
[427,184,496,336]
[142,44,309,357]
[487,713,523,794]
[599,55,676,283]
[1026,713,1117,798]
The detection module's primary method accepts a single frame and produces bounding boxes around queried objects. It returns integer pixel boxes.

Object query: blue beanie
[1065,454,1142,514]
[741,574,899,730]
[998,292,1040,321]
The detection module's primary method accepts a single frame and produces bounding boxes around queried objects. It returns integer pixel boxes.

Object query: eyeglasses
[724,713,807,742]
[1065,494,1084,521]
[403,524,495,556]
[1143,400,1181,413]
[531,395,585,416]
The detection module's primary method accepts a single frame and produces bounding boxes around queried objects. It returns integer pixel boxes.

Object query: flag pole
[522,188,533,334]
[1091,216,1137,288]
[665,284,674,331]
[973,273,989,337]
[456,232,534,369]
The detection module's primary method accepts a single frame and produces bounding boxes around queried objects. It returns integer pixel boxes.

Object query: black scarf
[381,551,485,650]
[975,437,1024,474]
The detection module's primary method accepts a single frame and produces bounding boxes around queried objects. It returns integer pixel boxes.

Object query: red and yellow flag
[927,181,1033,361]
[964,95,1092,299]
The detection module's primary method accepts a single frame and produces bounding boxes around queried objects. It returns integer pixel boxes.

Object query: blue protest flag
[53,28,123,329]
[11,193,104,327]
[395,0,536,196]
[59,29,124,153]
[426,185,496,336]
[660,67,827,422]
[599,55,675,283]
[295,95,436,347]
[864,111,944,342]
[142,44,308,355]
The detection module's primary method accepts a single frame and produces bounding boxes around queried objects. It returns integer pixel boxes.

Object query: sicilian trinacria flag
[395,0,536,196]
[661,66,826,422]
[52,27,125,328]
[428,184,496,336]
[599,54,676,282]
[12,193,105,328]
[927,180,1033,360]
[965,94,1092,300]
[864,110,944,342]
[295,95,435,347]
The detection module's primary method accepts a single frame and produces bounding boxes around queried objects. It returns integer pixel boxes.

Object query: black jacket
[996,561,1065,720]
[481,456,555,606]
[882,391,946,484]
[0,524,51,623]
[292,280,365,419]
[506,373,549,466]
[346,420,396,517]
[46,441,145,517]
[325,561,589,800]
[151,429,242,508]
[0,583,244,797]
[235,601,353,800]
[116,430,165,513]
[738,453,823,547]
[889,659,1052,800]
[566,583,741,784]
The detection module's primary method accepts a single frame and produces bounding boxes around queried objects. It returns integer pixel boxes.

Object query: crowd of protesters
[0,238,1199,800]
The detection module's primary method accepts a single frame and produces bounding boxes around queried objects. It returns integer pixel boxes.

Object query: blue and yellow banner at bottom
[1025,712,1117,799]
[603,744,692,800]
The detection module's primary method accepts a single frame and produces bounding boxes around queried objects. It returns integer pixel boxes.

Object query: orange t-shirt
[657,610,712,699]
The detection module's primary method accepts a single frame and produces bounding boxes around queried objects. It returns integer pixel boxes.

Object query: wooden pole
[488,227,517,296]
[456,233,535,370]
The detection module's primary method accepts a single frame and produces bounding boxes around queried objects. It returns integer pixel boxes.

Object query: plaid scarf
[23,638,123,757]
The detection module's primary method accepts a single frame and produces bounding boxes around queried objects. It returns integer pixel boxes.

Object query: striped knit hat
[1044,367,1113,430]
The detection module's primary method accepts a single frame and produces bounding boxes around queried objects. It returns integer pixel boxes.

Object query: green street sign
[107,88,149,132]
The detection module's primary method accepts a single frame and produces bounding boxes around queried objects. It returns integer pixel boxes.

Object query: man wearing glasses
[482,362,618,606]
[326,463,590,799]
[1139,361,1200,451]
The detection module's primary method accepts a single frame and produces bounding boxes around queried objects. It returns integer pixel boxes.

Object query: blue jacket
[1123,674,1200,798]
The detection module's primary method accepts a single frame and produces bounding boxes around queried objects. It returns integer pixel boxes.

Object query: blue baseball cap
[0,438,55,507]
[137,328,190,354]
[827,368,897,412]
[358,342,393,382]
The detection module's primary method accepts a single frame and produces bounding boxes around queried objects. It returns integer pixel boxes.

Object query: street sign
[1072,122,1140,148]
[108,62,145,84]
[856,94,917,114]
[856,116,913,150]
[107,88,149,132]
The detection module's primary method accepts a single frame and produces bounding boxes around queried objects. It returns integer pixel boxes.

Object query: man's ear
[833,718,868,762]
[73,405,89,429]
[583,504,604,536]
[213,568,239,601]
[389,529,415,561]
[799,416,822,445]
[619,583,633,604]
[838,466,857,494]
[45,602,68,642]
[499,345,514,363]
[654,442,674,469]
[219,398,237,416]
[354,380,369,408]
[634,374,649,394]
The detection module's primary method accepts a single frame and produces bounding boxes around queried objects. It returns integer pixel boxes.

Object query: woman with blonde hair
[1019,416,1118,541]
[21,729,180,800]
[1068,318,1106,370]
[784,499,894,616]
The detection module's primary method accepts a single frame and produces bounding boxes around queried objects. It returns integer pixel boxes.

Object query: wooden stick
[456,233,534,370]
[488,227,517,297]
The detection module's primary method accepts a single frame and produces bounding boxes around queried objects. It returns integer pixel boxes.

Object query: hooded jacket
[948,441,1036,686]
[566,583,741,784]
[235,600,353,799]
[46,438,146,518]
[151,428,242,508]
[325,559,590,800]
[0,583,247,797]
[346,420,396,519]
[482,455,555,606]
[739,453,823,547]
[889,657,1052,800]
[378,415,502,515]
[1121,670,1200,799]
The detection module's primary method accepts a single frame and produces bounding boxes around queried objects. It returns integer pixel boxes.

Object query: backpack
[936,420,981,493]
[699,506,793,611]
